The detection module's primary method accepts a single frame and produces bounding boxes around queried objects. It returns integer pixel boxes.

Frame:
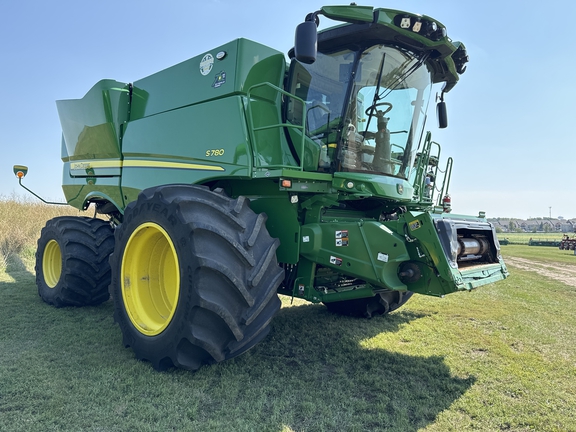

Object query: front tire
[324,290,414,318]
[109,185,283,371]
[35,216,115,307]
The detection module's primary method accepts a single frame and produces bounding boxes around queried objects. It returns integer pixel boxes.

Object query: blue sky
[1,0,574,219]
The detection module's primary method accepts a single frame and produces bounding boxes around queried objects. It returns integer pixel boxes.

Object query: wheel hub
[121,222,180,336]
[43,239,62,288]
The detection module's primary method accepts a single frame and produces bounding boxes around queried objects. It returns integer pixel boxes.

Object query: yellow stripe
[123,160,225,171]
[70,160,224,172]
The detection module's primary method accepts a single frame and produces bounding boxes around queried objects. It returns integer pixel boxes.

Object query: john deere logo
[199,53,214,76]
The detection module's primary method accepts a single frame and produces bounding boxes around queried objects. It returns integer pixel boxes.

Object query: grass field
[0,196,90,271]
[1,201,575,431]
[503,244,575,265]
[498,231,568,245]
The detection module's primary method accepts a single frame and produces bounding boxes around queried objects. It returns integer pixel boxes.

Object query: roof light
[394,14,446,41]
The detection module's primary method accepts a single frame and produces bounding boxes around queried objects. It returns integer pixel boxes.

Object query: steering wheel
[365,102,392,116]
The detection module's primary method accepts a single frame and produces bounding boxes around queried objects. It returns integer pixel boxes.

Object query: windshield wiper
[377,52,430,101]
[363,52,387,134]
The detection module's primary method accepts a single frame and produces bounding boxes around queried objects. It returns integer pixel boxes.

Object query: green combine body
[21,5,508,371]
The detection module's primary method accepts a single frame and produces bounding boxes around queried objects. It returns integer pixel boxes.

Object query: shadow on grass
[219,302,476,431]
[3,253,35,283]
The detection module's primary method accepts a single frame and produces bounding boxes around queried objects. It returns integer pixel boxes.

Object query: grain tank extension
[19,5,508,371]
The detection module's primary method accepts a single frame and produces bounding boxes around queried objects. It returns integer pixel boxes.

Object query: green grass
[498,231,567,245]
[501,244,576,265]
[1,244,575,431]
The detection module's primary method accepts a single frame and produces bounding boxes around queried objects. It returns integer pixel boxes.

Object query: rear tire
[324,290,414,318]
[109,185,283,371]
[35,216,115,307]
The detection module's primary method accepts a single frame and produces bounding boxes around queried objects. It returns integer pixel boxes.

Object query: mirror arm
[17,178,68,205]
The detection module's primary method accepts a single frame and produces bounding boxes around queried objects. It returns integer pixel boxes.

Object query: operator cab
[286,44,432,180]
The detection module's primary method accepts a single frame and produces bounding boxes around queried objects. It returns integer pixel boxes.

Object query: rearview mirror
[437,101,448,129]
[294,20,318,64]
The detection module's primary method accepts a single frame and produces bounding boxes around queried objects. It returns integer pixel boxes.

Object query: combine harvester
[15,5,508,371]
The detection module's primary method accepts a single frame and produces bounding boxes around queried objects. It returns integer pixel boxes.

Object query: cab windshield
[287,45,432,179]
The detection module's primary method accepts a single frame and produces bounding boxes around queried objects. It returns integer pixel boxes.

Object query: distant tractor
[560,234,576,251]
[15,5,508,371]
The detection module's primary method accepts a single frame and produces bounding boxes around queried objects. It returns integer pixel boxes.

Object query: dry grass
[0,195,91,271]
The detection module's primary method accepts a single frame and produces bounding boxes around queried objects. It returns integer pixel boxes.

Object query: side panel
[225,179,301,264]
[300,220,411,291]
[61,170,125,211]
[120,96,252,204]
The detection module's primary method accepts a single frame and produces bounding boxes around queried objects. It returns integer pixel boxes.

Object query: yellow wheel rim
[43,239,62,288]
[121,222,180,336]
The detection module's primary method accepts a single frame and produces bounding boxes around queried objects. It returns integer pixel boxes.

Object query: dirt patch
[505,257,576,288]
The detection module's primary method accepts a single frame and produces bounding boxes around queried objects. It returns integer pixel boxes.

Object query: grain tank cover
[56,80,130,161]
[129,38,285,121]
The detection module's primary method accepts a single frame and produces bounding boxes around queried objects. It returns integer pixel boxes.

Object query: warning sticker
[329,256,343,266]
[335,230,349,247]
[409,220,421,231]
